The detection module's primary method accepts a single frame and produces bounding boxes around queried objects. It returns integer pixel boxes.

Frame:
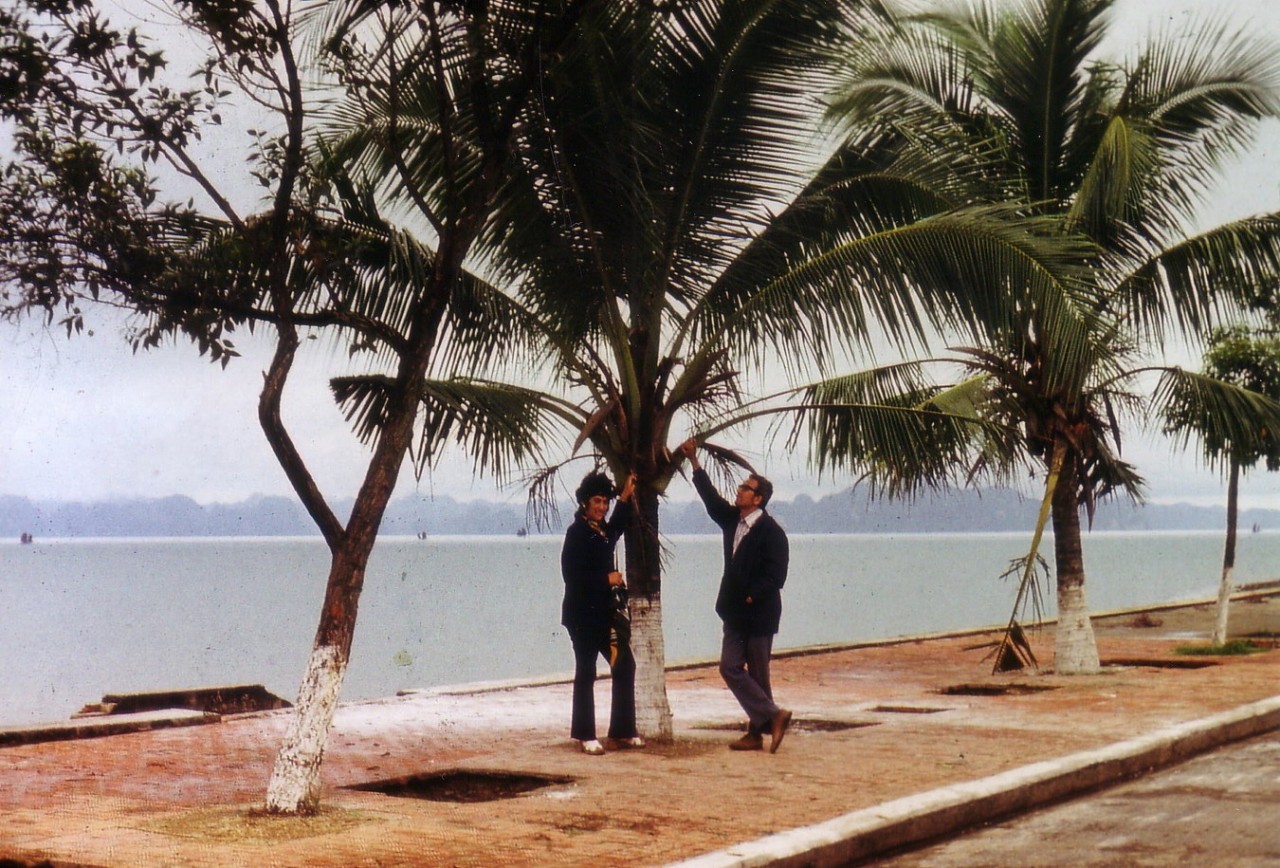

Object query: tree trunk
[1213,460,1240,646]
[255,1,565,815]
[262,519,394,813]
[264,643,346,813]
[1050,456,1100,674]
[626,487,673,740]
[263,342,432,813]
[264,541,377,813]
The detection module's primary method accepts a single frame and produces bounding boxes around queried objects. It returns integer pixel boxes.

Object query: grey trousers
[719,625,780,734]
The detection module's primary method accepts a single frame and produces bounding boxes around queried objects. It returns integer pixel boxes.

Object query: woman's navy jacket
[560,500,631,633]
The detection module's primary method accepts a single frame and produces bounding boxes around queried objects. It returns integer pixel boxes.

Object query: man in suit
[679,438,793,753]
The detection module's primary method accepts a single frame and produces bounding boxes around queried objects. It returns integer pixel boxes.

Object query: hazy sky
[4,0,1280,509]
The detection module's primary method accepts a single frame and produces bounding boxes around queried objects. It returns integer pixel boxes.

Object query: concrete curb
[669,694,1280,867]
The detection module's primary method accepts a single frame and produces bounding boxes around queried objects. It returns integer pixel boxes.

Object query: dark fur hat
[575,471,616,507]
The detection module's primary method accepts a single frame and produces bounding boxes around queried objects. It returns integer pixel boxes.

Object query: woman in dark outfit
[560,471,644,755]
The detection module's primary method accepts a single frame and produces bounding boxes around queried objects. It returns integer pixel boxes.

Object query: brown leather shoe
[728,732,763,751]
[769,709,793,754]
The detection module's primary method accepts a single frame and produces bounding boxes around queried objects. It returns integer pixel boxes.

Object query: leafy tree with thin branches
[1166,324,1280,646]
[0,0,597,813]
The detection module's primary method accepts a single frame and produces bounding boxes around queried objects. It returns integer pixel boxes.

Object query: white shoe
[578,739,605,755]
[618,736,646,749]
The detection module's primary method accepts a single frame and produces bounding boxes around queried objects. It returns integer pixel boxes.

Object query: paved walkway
[0,594,1276,867]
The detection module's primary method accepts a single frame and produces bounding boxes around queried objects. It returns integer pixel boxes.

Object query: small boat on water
[19,532,33,544]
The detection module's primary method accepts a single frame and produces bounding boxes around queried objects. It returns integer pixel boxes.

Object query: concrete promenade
[0,593,1276,867]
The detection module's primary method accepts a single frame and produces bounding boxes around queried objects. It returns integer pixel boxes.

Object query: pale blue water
[1,531,1275,726]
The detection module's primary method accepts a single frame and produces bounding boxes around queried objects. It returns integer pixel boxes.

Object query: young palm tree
[488,0,1128,730]
[801,0,1280,673]
[330,0,1097,735]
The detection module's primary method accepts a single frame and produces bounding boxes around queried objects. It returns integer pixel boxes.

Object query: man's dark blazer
[691,468,789,636]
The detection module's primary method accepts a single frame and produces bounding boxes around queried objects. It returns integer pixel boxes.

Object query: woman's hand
[618,474,636,502]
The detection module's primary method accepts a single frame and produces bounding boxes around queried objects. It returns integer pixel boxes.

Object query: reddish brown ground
[0,595,1276,867]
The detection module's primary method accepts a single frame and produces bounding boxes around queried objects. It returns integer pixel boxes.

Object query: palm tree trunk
[1050,454,1100,674]
[1213,460,1240,646]
[626,487,673,740]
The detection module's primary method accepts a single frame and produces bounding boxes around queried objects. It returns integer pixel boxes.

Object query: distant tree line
[5,490,1276,539]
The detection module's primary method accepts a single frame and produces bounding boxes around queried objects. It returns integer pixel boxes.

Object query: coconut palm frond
[1120,215,1280,342]
[972,0,1108,204]
[1156,366,1280,472]
[783,363,1010,499]
[521,453,604,534]
[1067,113,1159,240]
[475,0,860,336]
[827,17,973,137]
[702,203,1099,380]
[331,375,575,482]
[1126,21,1280,221]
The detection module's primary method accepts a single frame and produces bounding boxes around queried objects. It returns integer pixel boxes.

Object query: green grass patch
[1174,640,1267,657]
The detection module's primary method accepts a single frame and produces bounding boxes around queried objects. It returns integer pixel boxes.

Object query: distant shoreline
[3,486,1276,539]
[4,527,1276,545]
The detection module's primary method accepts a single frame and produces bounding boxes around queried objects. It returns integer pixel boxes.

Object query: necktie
[733,519,749,555]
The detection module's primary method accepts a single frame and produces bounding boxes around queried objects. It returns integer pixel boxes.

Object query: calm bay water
[2,530,1276,726]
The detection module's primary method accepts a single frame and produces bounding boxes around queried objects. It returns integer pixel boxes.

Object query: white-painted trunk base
[1055,582,1100,674]
[1212,566,1233,647]
[630,595,674,740]
[265,644,347,814]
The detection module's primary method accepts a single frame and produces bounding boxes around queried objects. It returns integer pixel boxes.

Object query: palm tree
[330,0,1100,736]
[799,0,1280,673]
[1165,325,1280,646]
[464,0,1109,729]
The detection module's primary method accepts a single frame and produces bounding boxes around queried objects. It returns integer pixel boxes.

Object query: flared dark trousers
[568,624,637,741]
